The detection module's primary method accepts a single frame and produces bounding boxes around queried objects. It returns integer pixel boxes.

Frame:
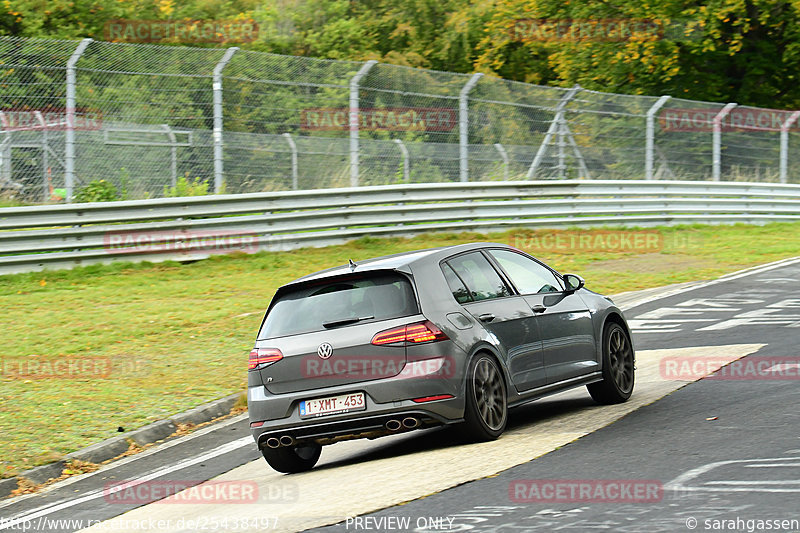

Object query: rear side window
[445,252,511,302]
[259,272,418,339]
[442,263,472,304]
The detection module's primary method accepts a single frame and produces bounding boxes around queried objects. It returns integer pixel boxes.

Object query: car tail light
[412,394,454,403]
[248,348,283,370]
[371,321,448,346]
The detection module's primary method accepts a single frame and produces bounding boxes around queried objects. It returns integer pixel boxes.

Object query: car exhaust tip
[402,417,419,429]
[279,435,294,447]
[266,437,281,449]
[385,419,402,431]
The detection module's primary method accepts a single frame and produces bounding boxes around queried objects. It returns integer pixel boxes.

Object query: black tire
[261,443,322,474]
[587,322,635,404]
[459,354,508,441]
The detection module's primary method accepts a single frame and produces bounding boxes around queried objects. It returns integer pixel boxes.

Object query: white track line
[0,438,252,530]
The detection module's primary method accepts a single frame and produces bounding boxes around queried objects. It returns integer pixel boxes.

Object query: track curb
[0,392,242,498]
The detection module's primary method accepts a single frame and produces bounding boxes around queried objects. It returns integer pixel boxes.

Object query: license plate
[299,392,366,418]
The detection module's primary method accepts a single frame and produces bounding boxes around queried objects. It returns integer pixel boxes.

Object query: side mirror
[563,274,585,293]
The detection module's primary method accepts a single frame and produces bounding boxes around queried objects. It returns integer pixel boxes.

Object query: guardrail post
[65,38,92,203]
[527,85,580,179]
[213,47,239,194]
[712,103,736,181]
[393,139,409,182]
[349,60,378,187]
[780,111,800,184]
[459,73,483,182]
[282,132,299,190]
[494,143,509,180]
[645,95,671,180]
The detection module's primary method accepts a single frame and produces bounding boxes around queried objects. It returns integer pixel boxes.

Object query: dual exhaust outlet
[265,417,420,448]
[386,417,419,431]
[265,435,295,449]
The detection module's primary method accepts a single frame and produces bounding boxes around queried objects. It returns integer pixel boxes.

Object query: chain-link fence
[2,36,799,203]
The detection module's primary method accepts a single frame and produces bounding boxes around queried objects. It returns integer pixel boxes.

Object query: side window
[442,263,472,304]
[446,252,512,302]
[489,249,563,294]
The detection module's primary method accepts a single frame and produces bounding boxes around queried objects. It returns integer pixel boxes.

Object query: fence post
[459,73,483,182]
[282,132,299,190]
[213,47,239,194]
[780,111,800,184]
[527,85,580,179]
[160,124,178,188]
[394,139,410,182]
[645,95,671,180]
[0,112,9,188]
[349,60,378,187]
[494,143,509,180]
[35,111,50,201]
[64,38,92,203]
[712,103,736,181]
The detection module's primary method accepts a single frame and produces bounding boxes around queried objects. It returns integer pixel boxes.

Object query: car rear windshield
[258,272,419,339]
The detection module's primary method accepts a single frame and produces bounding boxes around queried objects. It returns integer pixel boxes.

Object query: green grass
[1,222,799,477]
[0,197,27,208]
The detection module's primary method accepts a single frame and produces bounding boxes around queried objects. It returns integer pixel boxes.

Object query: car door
[442,251,546,391]
[487,249,598,385]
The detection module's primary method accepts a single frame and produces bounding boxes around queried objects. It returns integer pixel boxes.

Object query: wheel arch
[601,311,635,363]
[463,343,512,396]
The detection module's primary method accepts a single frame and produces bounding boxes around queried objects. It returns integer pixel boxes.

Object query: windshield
[258,272,419,339]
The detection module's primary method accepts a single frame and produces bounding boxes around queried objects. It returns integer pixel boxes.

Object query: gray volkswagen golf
[248,242,634,473]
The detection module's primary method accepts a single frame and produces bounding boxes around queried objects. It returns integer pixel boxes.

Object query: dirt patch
[589,253,715,274]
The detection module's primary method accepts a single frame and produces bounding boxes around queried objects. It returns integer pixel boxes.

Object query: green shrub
[74,180,119,203]
[163,175,211,197]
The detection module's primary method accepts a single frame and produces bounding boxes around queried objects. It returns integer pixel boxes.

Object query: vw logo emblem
[317,343,333,359]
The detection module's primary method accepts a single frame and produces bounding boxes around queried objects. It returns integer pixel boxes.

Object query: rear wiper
[322,316,374,329]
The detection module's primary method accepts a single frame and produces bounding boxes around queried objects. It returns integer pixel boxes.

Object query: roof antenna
[349,259,357,271]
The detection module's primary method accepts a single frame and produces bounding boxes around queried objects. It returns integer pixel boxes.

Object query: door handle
[532,304,546,313]
[478,313,495,323]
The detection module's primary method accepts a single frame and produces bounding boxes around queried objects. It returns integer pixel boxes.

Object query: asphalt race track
[2,257,799,533]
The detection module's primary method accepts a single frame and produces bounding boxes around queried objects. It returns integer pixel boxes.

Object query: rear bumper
[252,408,459,449]
[248,353,467,447]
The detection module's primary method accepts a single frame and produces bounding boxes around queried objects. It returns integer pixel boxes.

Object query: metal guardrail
[1,180,800,276]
